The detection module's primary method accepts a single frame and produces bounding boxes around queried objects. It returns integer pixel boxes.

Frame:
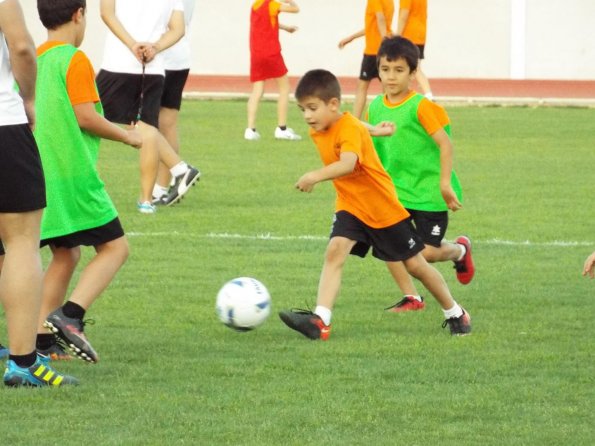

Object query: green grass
[1,101,594,445]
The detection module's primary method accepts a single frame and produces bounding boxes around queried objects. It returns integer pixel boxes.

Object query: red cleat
[385,295,425,313]
[454,236,475,285]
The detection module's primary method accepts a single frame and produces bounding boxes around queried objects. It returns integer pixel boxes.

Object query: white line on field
[126,231,593,247]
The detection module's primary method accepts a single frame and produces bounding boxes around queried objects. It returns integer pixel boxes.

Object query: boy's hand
[295,172,317,193]
[338,37,351,49]
[369,121,395,136]
[441,184,462,211]
[283,25,298,33]
[124,126,142,149]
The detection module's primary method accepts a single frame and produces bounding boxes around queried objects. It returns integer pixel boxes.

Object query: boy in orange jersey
[396,0,432,99]
[338,0,394,119]
[245,0,301,141]
[278,69,471,340]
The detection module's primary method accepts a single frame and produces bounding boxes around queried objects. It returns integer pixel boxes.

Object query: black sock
[36,333,55,350]
[278,125,287,131]
[62,301,86,320]
[9,351,37,368]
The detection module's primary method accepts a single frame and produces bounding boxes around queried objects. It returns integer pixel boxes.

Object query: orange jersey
[309,112,410,228]
[37,41,99,106]
[400,0,427,45]
[364,0,394,55]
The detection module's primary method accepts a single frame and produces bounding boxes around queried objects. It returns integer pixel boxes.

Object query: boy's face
[297,96,341,132]
[378,56,416,101]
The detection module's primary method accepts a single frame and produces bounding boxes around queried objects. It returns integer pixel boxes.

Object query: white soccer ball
[215,277,271,331]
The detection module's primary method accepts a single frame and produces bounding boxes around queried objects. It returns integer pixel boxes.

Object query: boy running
[368,36,474,313]
[278,69,472,340]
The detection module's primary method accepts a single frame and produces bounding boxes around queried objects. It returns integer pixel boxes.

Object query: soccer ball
[215,277,271,331]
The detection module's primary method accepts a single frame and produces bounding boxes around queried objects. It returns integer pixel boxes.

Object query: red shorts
[250,52,288,82]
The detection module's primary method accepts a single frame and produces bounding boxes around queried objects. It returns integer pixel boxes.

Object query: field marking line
[126,231,593,247]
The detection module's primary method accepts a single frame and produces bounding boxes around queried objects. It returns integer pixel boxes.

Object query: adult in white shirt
[0,0,77,387]
[97,0,201,211]
[154,0,195,201]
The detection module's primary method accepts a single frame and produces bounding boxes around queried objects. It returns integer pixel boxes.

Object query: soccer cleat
[442,308,472,336]
[3,356,79,387]
[244,128,261,141]
[274,127,302,141]
[161,165,201,207]
[151,195,165,206]
[278,309,331,340]
[44,307,99,363]
[0,343,8,360]
[37,338,72,361]
[137,201,157,214]
[453,236,475,285]
[385,295,425,313]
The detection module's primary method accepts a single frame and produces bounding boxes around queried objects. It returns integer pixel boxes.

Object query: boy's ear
[73,7,84,23]
[329,97,340,111]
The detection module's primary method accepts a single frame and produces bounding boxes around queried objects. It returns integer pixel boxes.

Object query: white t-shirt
[100,0,184,76]
[162,0,195,70]
[0,0,27,126]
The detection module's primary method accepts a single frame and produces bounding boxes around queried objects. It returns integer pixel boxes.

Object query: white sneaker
[137,201,156,214]
[274,127,302,141]
[244,128,261,141]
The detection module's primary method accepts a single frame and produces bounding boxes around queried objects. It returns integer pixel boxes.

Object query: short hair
[37,0,86,30]
[377,36,420,72]
[295,69,341,103]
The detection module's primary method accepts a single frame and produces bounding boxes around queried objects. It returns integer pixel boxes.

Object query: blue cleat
[3,355,79,387]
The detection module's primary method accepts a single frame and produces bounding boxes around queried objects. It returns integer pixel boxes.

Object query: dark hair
[295,69,341,103]
[377,36,420,72]
[37,0,86,30]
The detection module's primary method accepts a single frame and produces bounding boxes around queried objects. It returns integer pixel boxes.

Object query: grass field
[1,100,594,445]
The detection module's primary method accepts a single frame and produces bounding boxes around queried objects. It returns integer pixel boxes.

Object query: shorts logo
[408,238,416,249]
[431,225,442,236]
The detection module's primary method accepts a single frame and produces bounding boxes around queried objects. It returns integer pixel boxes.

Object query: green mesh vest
[369,93,462,211]
[35,43,117,239]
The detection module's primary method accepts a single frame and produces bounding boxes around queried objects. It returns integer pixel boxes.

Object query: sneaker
[244,128,261,141]
[137,201,156,214]
[161,165,201,207]
[442,308,472,336]
[37,338,72,361]
[274,127,302,141]
[385,295,425,313]
[278,309,331,340]
[0,343,8,360]
[3,356,79,387]
[44,307,99,363]
[151,195,165,206]
[453,236,475,285]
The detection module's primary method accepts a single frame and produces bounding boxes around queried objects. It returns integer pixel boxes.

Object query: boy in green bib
[367,36,475,313]
[34,0,142,363]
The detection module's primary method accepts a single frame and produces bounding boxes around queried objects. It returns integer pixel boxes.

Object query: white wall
[20,0,595,80]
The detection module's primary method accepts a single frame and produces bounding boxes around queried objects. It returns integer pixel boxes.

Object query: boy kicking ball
[278,69,471,340]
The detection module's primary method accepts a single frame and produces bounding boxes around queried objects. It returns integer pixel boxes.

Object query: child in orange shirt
[278,69,471,340]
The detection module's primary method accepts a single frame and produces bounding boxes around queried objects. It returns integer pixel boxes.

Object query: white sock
[425,92,434,100]
[314,305,332,326]
[170,161,188,178]
[443,303,463,319]
[405,294,423,302]
[456,243,467,261]
[152,184,168,199]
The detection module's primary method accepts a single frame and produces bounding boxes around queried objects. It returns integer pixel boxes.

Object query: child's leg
[385,261,419,295]
[422,242,464,263]
[415,61,432,98]
[66,237,129,310]
[400,253,455,310]
[247,81,265,130]
[352,79,371,119]
[155,106,180,190]
[316,236,356,313]
[37,246,80,332]
[275,74,290,127]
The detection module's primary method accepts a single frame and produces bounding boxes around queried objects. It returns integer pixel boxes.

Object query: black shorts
[416,44,425,59]
[0,124,46,213]
[40,217,125,249]
[359,54,379,81]
[330,211,424,261]
[96,70,164,127]
[406,209,448,248]
[161,69,190,110]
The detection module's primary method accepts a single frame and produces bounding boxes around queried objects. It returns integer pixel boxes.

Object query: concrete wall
[20,0,595,80]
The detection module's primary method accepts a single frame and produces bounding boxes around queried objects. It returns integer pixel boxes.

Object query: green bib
[369,93,462,211]
[35,44,117,239]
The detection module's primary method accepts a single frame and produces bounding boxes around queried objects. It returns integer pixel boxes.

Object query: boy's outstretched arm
[338,29,365,49]
[432,129,462,211]
[279,24,298,33]
[295,152,358,192]
[279,0,299,13]
[73,102,142,148]
[362,120,395,137]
